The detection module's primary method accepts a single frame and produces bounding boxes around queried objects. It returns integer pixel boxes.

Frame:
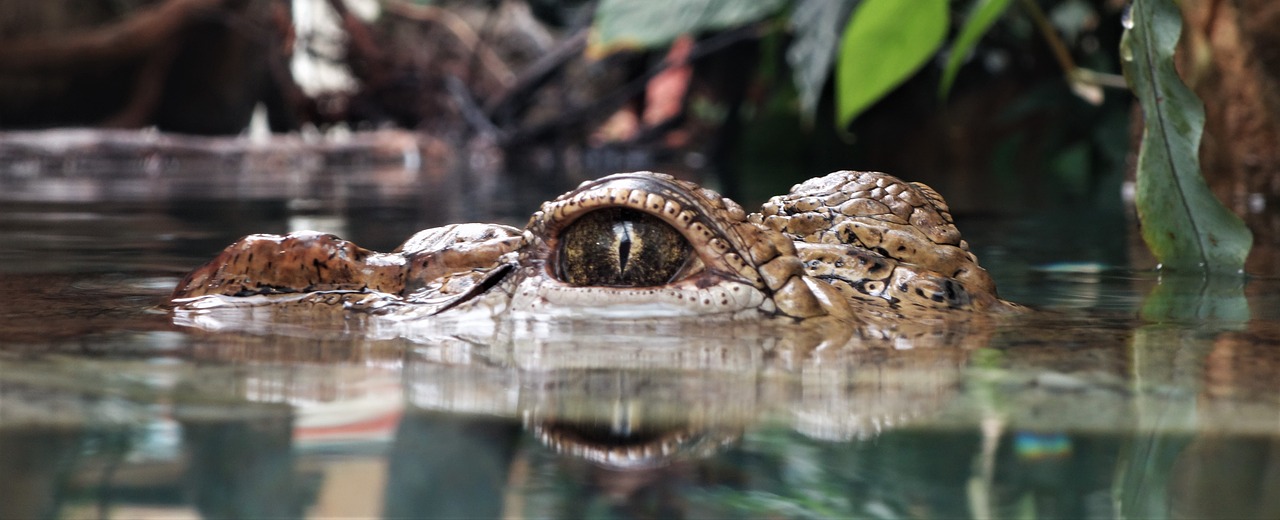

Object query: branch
[484,29,589,122]
[0,0,227,72]
[503,23,766,147]
[382,0,515,87]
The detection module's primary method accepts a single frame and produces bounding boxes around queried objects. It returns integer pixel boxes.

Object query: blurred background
[0,0,1277,270]
[0,0,1132,206]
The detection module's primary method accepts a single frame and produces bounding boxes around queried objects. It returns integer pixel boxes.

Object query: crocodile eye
[558,208,692,287]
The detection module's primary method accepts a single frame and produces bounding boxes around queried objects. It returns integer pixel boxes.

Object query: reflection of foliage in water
[691,428,861,519]
[684,427,983,519]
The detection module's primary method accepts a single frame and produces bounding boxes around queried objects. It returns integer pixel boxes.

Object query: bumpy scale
[172,171,1017,322]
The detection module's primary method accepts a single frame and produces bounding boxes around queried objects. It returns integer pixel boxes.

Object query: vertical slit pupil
[615,221,632,274]
[558,207,692,287]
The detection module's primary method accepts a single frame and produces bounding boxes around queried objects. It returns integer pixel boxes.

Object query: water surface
[2,148,1278,519]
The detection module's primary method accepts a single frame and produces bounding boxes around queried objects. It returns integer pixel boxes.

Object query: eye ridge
[557,207,692,287]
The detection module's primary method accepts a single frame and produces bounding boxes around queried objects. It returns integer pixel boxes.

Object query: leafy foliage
[588,0,1100,130]
[589,0,786,56]
[939,0,1014,99]
[1120,0,1252,273]
[586,0,1132,213]
[786,0,860,120]
[835,0,948,127]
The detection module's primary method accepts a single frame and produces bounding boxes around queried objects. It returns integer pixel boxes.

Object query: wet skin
[171,171,1019,322]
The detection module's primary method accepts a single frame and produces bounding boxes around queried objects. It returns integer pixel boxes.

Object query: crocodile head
[171,171,1015,323]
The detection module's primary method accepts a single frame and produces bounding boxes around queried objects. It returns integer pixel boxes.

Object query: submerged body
[172,171,1017,324]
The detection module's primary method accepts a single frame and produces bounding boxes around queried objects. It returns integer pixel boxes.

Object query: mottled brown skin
[173,223,523,315]
[172,171,1017,322]
[755,171,1004,312]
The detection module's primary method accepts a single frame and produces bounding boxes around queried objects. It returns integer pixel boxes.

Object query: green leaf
[938,0,1013,99]
[1120,0,1252,273]
[836,0,948,127]
[787,0,861,121]
[590,0,787,56]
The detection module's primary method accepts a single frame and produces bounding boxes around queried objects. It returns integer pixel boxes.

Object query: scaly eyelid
[531,175,762,289]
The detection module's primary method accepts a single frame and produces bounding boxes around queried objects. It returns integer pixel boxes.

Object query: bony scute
[171,170,1019,322]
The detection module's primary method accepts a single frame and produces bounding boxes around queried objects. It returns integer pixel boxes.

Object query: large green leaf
[938,0,1013,99]
[787,0,861,121]
[590,0,787,55]
[835,0,947,127]
[1120,0,1252,273]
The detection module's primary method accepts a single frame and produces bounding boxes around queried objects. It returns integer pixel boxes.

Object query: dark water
[3,148,1280,519]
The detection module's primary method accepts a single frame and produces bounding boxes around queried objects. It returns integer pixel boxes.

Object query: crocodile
[171,170,1018,324]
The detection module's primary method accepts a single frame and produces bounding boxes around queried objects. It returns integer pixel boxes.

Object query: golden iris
[558,208,692,287]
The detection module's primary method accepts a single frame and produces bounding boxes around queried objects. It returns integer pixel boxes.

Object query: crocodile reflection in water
[171,170,1020,327]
